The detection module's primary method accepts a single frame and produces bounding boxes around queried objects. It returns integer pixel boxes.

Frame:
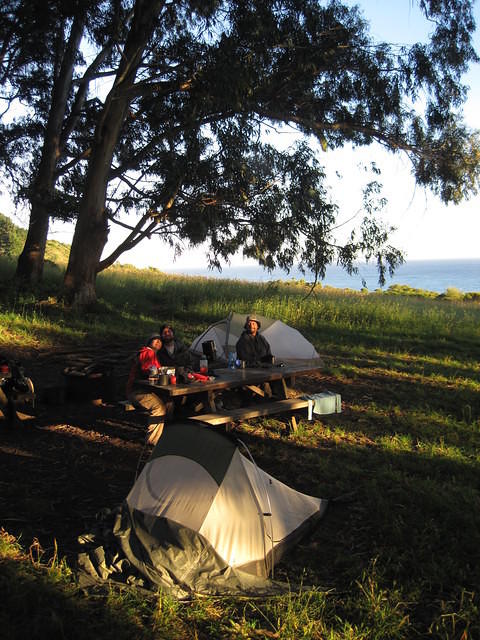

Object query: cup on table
[169,374,177,385]
[199,358,208,374]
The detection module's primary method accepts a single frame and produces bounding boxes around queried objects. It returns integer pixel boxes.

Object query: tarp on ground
[190,312,320,363]
[112,422,328,597]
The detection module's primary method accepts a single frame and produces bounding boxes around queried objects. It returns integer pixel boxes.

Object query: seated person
[236,314,274,367]
[126,334,166,446]
[157,324,193,369]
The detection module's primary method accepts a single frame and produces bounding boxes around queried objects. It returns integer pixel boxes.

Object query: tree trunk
[62,145,112,307]
[15,13,86,285]
[63,0,166,307]
[62,198,109,308]
[15,195,51,284]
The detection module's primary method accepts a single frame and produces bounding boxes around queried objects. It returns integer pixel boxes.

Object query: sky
[1,1,479,270]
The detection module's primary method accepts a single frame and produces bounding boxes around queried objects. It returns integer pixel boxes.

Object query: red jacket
[126,346,161,395]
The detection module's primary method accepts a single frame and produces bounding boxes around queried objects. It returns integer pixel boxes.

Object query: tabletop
[135,358,323,398]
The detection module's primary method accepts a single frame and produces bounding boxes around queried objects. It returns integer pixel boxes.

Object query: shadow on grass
[0,402,145,557]
[323,346,480,382]
[306,355,479,426]
[317,323,480,362]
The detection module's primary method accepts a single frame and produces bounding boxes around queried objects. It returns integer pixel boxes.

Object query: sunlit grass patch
[239,587,332,639]
[0,529,25,561]
[378,432,415,452]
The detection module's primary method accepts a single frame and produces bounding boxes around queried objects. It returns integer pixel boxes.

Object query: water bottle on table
[228,352,237,369]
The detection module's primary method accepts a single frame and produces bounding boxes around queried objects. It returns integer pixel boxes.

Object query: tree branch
[98,168,183,272]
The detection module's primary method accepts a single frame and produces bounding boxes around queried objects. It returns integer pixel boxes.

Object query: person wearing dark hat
[157,324,193,369]
[236,314,273,366]
[126,334,166,445]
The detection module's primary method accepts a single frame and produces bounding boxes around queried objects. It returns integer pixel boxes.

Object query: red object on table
[169,375,177,385]
[192,372,209,382]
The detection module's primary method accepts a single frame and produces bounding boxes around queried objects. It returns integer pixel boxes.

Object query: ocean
[164,259,480,294]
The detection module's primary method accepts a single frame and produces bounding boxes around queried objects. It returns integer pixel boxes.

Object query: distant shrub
[385,284,436,298]
[464,291,480,302]
[443,287,464,300]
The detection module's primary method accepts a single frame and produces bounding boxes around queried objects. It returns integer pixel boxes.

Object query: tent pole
[236,438,275,579]
[223,311,234,361]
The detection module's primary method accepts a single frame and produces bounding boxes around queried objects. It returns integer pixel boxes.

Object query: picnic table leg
[271,377,289,400]
[263,382,273,398]
[189,390,216,414]
[207,390,217,412]
[245,384,266,398]
[166,400,175,417]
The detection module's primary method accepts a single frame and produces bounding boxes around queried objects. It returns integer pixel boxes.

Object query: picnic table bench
[189,397,311,426]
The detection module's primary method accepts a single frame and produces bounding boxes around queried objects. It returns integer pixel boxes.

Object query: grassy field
[1,252,480,639]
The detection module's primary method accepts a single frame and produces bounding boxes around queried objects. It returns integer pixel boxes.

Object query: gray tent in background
[113,422,328,597]
[190,312,320,363]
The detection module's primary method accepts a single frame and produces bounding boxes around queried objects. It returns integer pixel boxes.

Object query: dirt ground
[0,344,153,561]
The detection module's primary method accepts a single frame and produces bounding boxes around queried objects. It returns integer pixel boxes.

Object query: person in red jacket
[126,334,166,446]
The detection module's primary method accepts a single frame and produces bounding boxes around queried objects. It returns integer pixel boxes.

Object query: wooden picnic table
[135,358,323,427]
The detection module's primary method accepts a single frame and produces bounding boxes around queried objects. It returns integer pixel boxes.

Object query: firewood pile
[42,342,139,403]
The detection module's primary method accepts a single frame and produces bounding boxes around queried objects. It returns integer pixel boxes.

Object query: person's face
[247,320,259,335]
[150,337,162,351]
[161,327,174,343]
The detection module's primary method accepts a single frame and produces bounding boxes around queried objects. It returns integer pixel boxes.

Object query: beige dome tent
[190,312,320,363]
[113,422,328,596]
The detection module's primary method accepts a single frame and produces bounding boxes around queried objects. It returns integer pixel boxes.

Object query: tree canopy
[1,0,479,305]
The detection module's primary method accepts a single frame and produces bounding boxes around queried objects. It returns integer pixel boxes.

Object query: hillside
[0,212,71,264]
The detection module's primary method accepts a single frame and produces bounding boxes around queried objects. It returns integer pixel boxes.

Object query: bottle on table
[148,365,158,383]
[228,352,237,369]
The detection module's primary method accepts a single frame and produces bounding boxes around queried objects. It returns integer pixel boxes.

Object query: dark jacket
[157,338,192,368]
[236,331,272,365]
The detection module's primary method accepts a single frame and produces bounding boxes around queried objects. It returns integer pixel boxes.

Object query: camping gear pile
[62,362,117,402]
[78,422,328,597]
[0,356,35,425]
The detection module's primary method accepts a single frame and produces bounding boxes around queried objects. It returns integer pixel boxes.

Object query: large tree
[1,0,479,306]
[0,0,126,283]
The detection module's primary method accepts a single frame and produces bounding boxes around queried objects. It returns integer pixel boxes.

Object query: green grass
[1,250,480,638]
